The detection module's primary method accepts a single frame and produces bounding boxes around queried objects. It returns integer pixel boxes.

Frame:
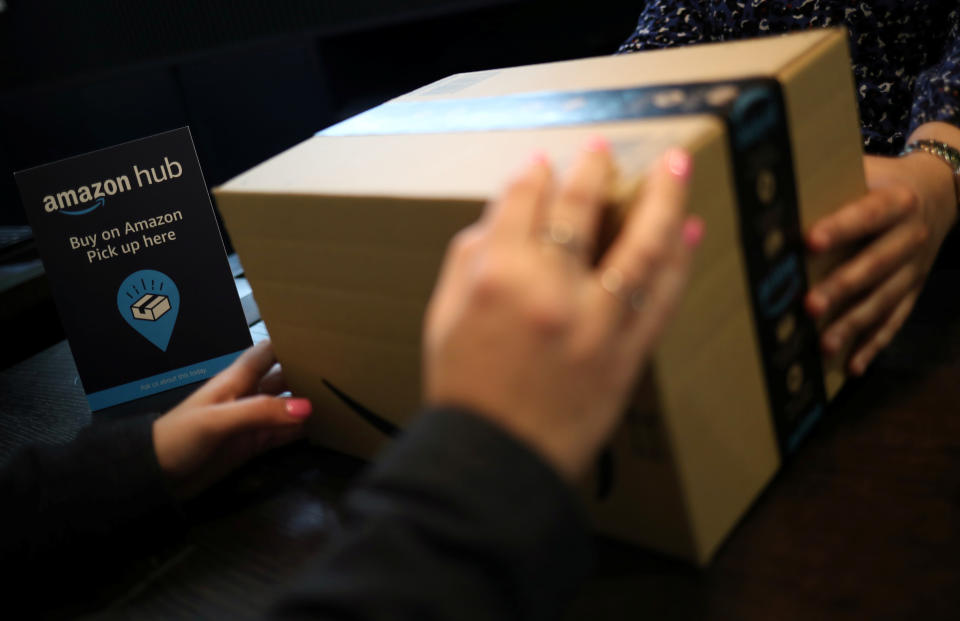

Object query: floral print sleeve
[910,10,960,136]
[617,1,960,155]
[617,2,710,52]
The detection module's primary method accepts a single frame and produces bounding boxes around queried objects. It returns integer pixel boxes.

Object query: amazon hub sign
[15,127,251,412]
[43,156,183,214]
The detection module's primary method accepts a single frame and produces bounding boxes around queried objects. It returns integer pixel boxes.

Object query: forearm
[907,121,960,147]
[907,11,960,208]
[0,415,185,605]
[906,121,960,220]
[271,408,593,621]
[901,122,960,233]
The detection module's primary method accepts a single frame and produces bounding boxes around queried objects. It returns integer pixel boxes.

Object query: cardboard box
[215,28,866,564]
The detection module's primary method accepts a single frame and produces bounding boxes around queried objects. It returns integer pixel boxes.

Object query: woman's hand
[153,340,312,499]
[805,149,957,376]
[423,139,703,482]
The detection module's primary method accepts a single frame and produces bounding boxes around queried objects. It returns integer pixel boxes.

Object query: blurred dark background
[0,0,641,225]
[0,0,642,367]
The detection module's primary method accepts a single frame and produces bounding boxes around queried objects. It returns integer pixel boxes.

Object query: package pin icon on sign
[131,293,171,320]
[117,269,180,351]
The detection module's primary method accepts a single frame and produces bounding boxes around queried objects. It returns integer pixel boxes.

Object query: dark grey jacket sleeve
[0,415,185,608]
[271,407,594,621]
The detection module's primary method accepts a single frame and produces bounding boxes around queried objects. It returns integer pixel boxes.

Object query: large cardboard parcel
[215,28,866,564]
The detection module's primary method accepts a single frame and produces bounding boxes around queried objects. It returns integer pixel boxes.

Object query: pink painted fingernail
[667,148,692,179]
[285,398,312,419]
[806,290,828,316]
[586,135,610,152]
[809,229,830,251]
[850,357,866,376]
[682,217,705,247]
[530,150,550,166]
[822,331,842,355]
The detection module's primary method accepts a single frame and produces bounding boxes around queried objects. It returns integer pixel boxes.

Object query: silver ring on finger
[600,267,645,311]
[539,220,584,257]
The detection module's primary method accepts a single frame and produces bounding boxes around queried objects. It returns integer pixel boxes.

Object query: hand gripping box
[215,28,865,564]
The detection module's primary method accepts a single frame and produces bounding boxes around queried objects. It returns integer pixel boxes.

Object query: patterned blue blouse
[618,1,960,155]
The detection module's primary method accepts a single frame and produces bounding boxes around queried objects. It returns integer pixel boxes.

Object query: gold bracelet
[899,139,960,208]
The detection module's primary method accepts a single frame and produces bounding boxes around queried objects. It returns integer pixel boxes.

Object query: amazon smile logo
[59,197,105,215]
[322,379,400,438]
